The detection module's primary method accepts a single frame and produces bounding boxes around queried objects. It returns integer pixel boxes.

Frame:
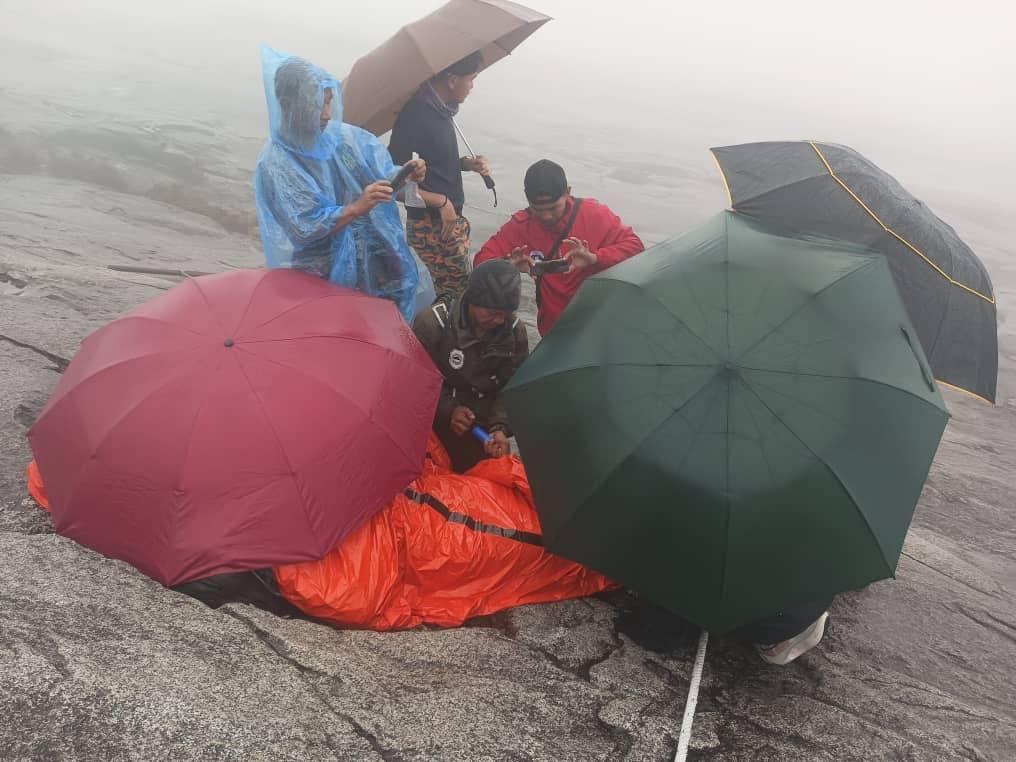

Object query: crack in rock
[594,707,636,759]
[0,270,28,289]
[221,608,404,762]
[948,602,1016,648]
[0,334,69,372]
[14,404,38,429]
[710,697,832,758]
[900,551,998,598]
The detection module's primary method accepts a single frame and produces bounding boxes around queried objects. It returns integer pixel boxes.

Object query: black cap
[462,260,521,312]
[524,159,567,202]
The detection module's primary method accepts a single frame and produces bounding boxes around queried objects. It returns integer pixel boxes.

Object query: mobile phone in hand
[532,258,569,276]
[389,161,417,193]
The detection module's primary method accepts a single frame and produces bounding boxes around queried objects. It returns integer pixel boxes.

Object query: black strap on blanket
[403,488,544,547]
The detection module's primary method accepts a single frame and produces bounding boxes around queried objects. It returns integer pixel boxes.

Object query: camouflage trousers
[406,214,471,305]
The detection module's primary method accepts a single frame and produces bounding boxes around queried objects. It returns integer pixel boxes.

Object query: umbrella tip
[224,338,235,348]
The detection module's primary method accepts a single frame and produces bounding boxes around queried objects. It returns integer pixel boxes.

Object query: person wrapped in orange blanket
[274,434,615,629]
[27,435,615,630]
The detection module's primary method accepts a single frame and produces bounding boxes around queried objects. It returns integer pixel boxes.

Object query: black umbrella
[711,141,997,403]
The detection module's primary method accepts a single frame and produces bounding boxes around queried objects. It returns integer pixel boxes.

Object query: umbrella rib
[172,350,226,495]
[733,259,879,366]
[114,314,213,339]
[403,25,461,74]
[508,362,718,389]
[713,170,828,208]
[920,251,954,369]
[228,348,317,543]
[738,367,950,418]
[233,345,421,473]
[51,368,208,518]
[738,377,911,578]
[722,215,733,600]
[231,270,276,337]
[65,346,211,448]
[244,292,368,334]
[185,277,229,337]
[593,276,724,362]
[735,376,780,486]
[808,142,995,305]
[167,350,227,555]
[42,342,210,412]
[239,333,424,365]
[544,371,724,545]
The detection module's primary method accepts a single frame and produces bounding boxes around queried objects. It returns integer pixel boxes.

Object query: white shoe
[756,612,829,665]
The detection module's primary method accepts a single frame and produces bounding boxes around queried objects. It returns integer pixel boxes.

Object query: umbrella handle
[480,173,497,206]
[454,118,497,206]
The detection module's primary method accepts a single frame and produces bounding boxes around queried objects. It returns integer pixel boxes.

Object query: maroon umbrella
[28,269,442,585]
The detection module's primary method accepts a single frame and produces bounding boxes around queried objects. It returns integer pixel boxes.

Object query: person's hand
[439,199,458,242]
[508,245,532,273]
[351,181,393,217]
[449,405,476,436]
[462,155,491,176]
[484,430,510,458]
[564,238,597,272]
[409,158,427,183]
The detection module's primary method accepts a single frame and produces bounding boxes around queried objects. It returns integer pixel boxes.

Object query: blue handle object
[471,425,491,443]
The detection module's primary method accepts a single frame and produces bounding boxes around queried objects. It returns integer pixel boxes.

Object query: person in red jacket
[472,160,645,336]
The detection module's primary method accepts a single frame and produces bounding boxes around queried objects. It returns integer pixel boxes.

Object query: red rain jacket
[473,197,644,335]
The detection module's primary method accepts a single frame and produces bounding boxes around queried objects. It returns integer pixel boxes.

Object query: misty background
[1,0,1013,259]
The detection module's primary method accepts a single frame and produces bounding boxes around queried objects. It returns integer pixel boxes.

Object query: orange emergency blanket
[27,459,50,511]
[25,437,615,629]
[274,435,616,629]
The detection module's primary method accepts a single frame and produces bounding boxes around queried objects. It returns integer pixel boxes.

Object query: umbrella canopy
[342,0,550,136]
[711,140,998,403]
[504,212,950,632]
[28,269,442,586]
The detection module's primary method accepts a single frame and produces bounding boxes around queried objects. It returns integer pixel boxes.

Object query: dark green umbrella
[711,141,998,403]
[504,212,949,632]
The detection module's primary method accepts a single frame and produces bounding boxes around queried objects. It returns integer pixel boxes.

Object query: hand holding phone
[389,161,418,193]
[531,258,569,276]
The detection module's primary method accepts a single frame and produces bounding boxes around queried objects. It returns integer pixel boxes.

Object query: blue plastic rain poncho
[254,46,434,322]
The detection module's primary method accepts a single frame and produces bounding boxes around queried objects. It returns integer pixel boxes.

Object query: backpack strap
[431,302,449,328]
[535,198,584,310]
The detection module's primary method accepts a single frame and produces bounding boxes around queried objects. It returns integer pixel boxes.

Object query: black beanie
[462,260,521,312]
[524,159,567,202]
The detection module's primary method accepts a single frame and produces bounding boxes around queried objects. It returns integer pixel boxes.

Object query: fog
[2,0,1014,238]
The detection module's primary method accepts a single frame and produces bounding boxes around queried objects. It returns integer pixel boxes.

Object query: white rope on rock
[674,629,709,762]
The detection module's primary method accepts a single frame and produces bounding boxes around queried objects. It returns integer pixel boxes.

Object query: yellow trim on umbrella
[709,144,996,405]
[710,150,733,207]
[808,142,995,306]
[934,378,994,405]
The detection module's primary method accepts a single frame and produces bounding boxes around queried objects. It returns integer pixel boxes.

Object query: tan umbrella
[342,0,551,136]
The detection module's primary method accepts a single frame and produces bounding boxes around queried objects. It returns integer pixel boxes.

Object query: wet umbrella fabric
[341,0,550,136]
[504,212,950,632]
[711,140,997,403]
[28,269,442,586]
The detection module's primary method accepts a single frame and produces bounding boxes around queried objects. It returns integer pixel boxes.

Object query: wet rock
[0,534,378,761]
[1,118,1015,760]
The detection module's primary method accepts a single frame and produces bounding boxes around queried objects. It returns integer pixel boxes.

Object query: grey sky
[3,0,1014,201]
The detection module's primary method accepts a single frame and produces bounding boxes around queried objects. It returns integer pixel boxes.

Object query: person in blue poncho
[254,46,432,322]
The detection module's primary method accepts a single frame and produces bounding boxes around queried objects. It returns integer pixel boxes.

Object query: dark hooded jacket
[412,261,529,438]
